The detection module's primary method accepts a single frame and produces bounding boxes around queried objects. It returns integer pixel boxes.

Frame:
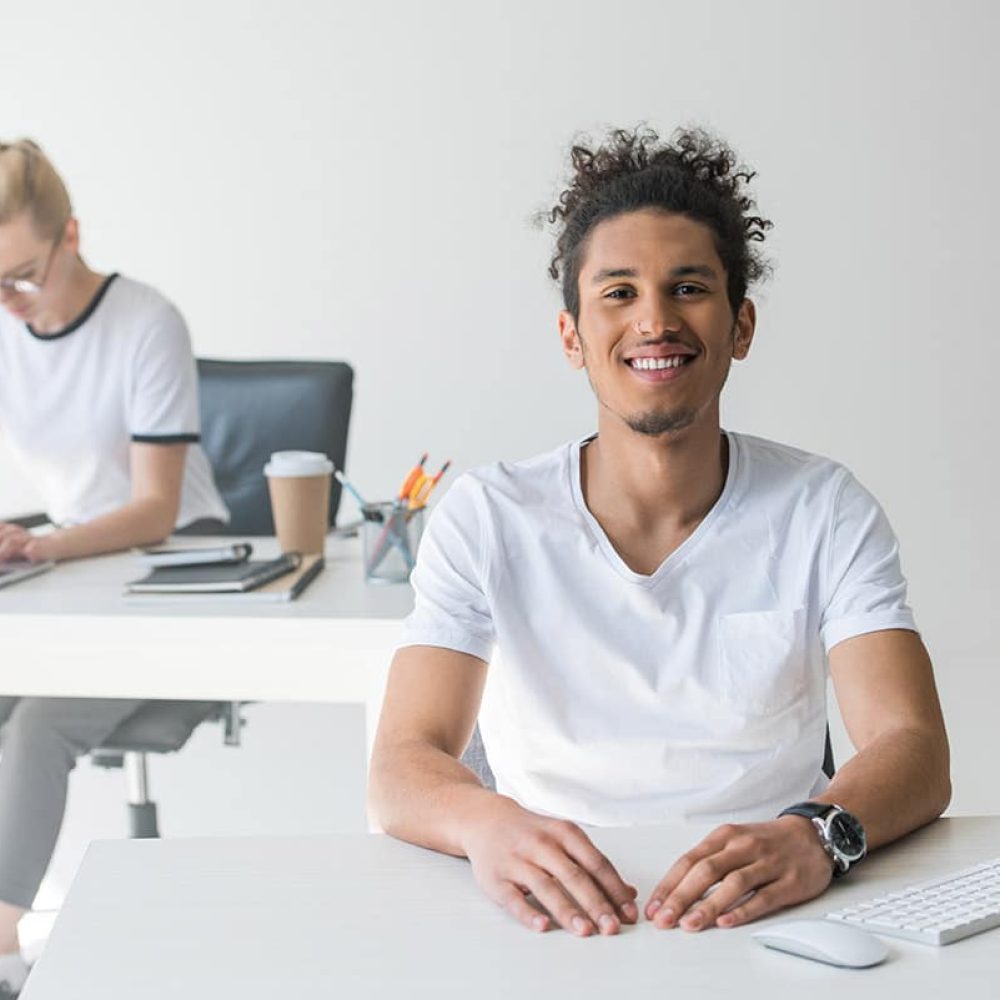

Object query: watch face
[829,811,867,861]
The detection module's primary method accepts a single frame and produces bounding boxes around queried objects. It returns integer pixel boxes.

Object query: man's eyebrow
[670,264,719,280]
[591,267,638,283]
[590,264,719,283]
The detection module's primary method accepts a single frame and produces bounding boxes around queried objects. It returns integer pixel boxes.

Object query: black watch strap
[778,801,835,821]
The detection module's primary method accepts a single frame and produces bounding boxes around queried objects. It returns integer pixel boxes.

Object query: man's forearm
[368,739,504,857]
[813,725,951,850]
[41,497,177,561]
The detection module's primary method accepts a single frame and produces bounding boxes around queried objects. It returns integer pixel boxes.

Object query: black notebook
[125,553,301,594]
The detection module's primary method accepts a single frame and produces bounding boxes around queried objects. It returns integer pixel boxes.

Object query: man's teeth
[630,356,690,370]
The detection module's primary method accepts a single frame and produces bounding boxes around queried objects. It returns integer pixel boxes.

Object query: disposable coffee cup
[263,450,333,555]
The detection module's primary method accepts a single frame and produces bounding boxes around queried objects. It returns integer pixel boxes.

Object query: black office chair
[460,724,836,793]
[91,359,354,837]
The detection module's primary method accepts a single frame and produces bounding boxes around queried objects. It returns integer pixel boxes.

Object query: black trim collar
[27,273,120,341]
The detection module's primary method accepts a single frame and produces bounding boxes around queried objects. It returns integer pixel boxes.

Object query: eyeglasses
[0,239,60,296]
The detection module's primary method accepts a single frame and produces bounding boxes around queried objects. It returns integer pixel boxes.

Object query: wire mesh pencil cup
[361,501,424,584]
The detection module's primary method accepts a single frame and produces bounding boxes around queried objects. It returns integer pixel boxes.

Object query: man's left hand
[645,816,835,930]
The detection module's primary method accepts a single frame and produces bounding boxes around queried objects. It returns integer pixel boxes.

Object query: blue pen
[336,468,416,573]
[334,468,369,510]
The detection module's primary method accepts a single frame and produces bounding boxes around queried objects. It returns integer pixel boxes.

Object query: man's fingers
[493,881,552,933]
[556,829,639,924]
[649,841,756,927]
[466,807,640,938]
[520,865,599,936]
[537,848,623,934]
[645,864,689,919]
[677,863,770,929]
[715,880,789,928]
[644,824,739,919]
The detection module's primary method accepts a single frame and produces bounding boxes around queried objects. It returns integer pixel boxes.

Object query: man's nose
[634,294,682,336]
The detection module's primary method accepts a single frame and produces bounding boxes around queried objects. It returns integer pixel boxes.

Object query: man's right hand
[459,794,639,936]
[370,647,636,936]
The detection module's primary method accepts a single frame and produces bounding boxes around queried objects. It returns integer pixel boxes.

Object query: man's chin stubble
[625,408,697,436]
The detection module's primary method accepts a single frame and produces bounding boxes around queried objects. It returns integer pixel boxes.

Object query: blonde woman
[0,139,228,995]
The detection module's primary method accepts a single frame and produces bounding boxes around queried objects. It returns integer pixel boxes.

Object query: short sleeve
[397,474,496,662]
[820,471,918,652]
[128,304,200,443]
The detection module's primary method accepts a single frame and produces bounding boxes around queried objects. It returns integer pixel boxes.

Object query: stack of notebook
[125,543,323,602]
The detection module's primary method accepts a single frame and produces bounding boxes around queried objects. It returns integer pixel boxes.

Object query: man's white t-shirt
[0,274,228,528]
[399,432,917,827]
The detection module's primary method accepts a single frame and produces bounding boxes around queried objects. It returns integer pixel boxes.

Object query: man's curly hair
[548,126,772,321]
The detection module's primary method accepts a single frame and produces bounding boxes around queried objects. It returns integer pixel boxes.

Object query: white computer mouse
[751,918,889,968]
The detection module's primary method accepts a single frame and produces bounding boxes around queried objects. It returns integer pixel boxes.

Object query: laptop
[0,559,54,590]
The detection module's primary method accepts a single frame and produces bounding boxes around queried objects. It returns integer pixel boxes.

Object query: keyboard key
[827,857,1000,947]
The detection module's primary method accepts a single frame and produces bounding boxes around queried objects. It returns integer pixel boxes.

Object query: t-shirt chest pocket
[715,608,809,715]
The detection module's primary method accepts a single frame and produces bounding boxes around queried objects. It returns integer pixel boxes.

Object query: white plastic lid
[263,450,334,477]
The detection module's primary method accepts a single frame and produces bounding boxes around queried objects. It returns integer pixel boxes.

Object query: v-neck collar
[569,430,741,586]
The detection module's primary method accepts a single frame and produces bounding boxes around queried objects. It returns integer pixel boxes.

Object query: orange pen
[397,453,428,502]
[408,460,451,509]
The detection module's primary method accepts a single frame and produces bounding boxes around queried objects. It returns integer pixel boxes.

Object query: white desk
[2,536,412,712]
[20,816,1000,999]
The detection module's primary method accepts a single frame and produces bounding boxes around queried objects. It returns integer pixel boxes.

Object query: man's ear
[731,299,756,361]
[558,310,585,370]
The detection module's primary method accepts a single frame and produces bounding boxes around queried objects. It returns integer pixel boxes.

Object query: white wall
[2,0,998,887]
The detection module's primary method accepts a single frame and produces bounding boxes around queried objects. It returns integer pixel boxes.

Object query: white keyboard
[827,857,1000,945]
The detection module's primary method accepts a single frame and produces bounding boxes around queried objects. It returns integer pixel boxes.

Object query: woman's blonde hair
[0,139,72,240]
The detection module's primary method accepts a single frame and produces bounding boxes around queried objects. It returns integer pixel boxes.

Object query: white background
[2,0,997,908]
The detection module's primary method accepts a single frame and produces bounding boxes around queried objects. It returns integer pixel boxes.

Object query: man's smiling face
[559,208,756,437]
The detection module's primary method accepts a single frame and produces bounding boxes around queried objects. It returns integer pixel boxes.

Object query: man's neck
[29,259,106,335]
[582,412,728,539]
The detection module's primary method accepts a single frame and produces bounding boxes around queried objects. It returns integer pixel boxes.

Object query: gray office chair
[184,359,353,535]
[460,725,836,793]
[461,725,495,789]
[91,359,354,837]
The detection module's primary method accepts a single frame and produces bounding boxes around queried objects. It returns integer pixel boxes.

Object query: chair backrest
[193,359,354,536]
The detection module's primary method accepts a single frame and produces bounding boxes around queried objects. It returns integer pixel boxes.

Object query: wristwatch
[778,801,867,878]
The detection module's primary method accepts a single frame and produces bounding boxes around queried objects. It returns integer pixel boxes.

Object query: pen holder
[362,501,424,585]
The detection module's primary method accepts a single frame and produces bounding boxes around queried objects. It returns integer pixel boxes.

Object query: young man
[368,127,950,938]
[0,139,228,995]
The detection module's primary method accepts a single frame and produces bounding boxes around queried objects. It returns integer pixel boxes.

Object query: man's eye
[675,283,706,297]
[604,287,635,300]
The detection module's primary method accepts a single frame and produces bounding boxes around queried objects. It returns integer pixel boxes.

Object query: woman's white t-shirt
[0,274,228,529]
[399,432,917,827]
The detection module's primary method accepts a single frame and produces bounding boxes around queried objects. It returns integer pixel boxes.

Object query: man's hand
[461,794,639,936]
[646,816,834,931]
